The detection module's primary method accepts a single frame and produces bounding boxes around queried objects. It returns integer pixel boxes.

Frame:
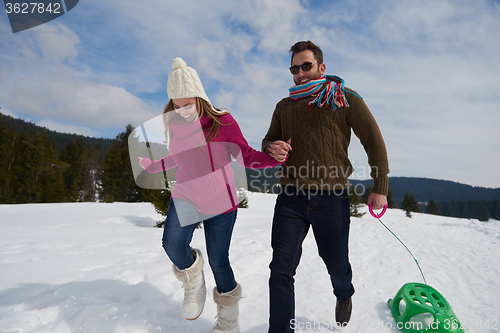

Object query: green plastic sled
[388,283,465,333]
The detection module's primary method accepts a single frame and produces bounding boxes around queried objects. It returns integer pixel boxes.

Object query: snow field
[0,193,499,332]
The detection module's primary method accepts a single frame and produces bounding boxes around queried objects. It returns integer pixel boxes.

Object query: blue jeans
[268,186,355,333]
[162,199,238,293]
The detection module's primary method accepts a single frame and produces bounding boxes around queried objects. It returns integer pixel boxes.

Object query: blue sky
[1,0,499,188]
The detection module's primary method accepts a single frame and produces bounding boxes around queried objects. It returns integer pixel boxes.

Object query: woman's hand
[138,157,153,170]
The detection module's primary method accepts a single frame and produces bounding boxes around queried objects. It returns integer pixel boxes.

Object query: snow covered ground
[1,192,499,333]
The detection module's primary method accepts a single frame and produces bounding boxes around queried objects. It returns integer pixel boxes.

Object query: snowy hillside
[1,193,499,333]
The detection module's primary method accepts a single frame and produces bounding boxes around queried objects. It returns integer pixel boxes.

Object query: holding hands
[268,139,292,163]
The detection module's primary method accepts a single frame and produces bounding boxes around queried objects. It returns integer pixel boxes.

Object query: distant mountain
[0,112,114,155]
[245,167,500,206]
[350,177,500,206]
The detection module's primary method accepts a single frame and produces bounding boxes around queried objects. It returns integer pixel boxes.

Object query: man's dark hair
[290,41,323,65]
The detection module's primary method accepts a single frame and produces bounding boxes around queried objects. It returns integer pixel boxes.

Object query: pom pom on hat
[167,57,215,111]
[172,57,187,70]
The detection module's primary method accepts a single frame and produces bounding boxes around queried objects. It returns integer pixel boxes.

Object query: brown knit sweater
[262,87,389,195]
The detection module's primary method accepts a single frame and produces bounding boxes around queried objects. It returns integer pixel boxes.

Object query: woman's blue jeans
[162,198,237,293]
[268,186,355,333]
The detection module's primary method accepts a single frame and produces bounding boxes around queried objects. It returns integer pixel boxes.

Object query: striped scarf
[289,75,350,111]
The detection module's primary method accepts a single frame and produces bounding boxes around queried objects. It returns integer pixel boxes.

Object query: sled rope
[376,216,428,286]
[369,204,453,319]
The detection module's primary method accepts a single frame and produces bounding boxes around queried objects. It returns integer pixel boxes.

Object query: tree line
[1,114,498,222]
[0,113,113,159]
[399,192,498,221]
[0,119,155,202]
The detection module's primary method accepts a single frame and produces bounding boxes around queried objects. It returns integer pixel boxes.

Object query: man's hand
[367,192,387,210]
[268,139,292,162]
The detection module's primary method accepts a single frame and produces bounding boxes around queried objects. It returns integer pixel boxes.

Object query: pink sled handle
[369,202,388,218]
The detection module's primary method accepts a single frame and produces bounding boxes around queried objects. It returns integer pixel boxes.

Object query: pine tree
[0,121,13,203]
[361,186,371,204]
[238,190,249,208]
[477,203,490,222]
[449,201,460,217]
[488,199,500,221]
[10,131,39,203]
[60,138,87,201]
[30,133,68,202]
[426,199,440,215]
[401,192,419,218]
[100,124,144,202]
[142,189,171,227]
[387,188,395,208]
[81,146,102,202]
[349,186,366,217]
[131,123,179,225]
[5,131,68,203]
[461,201,471,219]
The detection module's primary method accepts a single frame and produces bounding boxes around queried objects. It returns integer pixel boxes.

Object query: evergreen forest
[1,113,499,222]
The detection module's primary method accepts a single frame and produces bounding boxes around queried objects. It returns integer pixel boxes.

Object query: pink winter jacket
[141,113,285,214]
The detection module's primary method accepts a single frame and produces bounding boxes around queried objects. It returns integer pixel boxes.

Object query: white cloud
[305,0,500,187]
[0,20,158,137]
[34,23,80,62]
[36,119,101,137]
[2,0,499,187]
[1,68,157,131]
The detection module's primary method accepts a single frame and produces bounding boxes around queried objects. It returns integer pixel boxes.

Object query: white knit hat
[167,57,216,111]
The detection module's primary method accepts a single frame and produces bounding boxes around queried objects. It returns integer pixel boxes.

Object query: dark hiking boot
[335,298,352,327]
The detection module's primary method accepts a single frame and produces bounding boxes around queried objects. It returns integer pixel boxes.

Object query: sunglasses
[289,62,319,75]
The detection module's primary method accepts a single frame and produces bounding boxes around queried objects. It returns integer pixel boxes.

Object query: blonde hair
[163,97,230,145]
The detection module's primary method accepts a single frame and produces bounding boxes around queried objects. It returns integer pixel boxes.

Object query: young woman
[139,58,287,333]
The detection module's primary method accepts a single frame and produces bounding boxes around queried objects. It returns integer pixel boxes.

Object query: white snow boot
[172,248,207,320]
[211,283,242,333]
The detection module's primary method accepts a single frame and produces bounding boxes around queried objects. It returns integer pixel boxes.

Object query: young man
[262,41,389,332]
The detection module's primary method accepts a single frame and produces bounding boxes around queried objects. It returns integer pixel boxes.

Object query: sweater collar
[170,115,211,138]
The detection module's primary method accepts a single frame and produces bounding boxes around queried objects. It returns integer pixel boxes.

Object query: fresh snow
[1,192,499,333]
